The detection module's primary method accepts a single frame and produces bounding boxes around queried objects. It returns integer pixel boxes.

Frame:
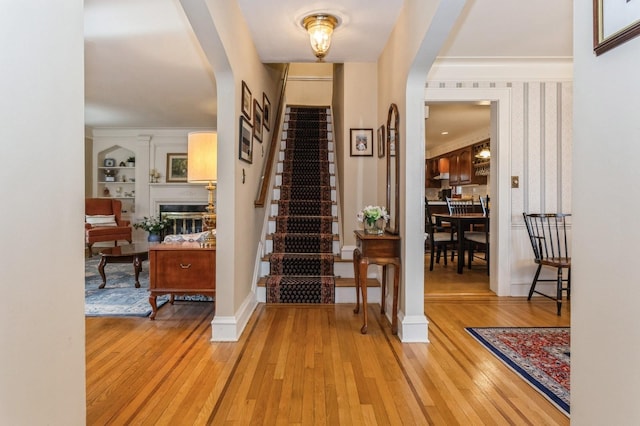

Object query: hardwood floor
[86,255,570,425]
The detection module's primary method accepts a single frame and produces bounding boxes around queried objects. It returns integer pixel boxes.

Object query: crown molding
[428,56,573,82]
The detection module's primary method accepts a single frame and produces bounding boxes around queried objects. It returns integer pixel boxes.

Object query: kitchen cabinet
[426,157,450,188]
[448,146,486,186]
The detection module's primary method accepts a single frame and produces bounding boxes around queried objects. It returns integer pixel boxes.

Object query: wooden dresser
[148,242,216,320]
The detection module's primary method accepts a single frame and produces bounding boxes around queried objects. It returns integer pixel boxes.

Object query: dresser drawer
[151,249,215,290]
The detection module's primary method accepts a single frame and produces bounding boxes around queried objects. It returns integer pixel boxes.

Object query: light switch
[511,176,519,188]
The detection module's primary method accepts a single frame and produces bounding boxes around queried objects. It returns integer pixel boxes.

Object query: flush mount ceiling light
[302,14,339,62]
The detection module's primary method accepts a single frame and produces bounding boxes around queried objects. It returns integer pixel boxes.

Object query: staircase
[263,106,338,303]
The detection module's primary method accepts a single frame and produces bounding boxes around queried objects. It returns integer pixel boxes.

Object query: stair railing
[255,64,289,208]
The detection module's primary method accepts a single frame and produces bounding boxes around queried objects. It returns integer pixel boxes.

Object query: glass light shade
[303,14,338,61]
[187,132,217,182]
[475,148,491,159]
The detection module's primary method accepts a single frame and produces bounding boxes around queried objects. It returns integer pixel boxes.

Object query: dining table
[432,213,489,274]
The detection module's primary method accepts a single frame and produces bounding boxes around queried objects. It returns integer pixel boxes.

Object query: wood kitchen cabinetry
[427,142,487,187]
[148,242,216,319]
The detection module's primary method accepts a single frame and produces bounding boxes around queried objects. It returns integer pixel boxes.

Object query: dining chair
[424,199,455,271]
[445,197,474,214]
[522,213,571,315]
[465,196,489,274]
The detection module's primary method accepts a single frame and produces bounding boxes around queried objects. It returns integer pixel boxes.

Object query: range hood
[433,173,449,180]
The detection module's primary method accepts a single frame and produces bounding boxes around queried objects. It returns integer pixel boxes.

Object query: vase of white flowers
[357,205,389,235]
[133,215,171,242]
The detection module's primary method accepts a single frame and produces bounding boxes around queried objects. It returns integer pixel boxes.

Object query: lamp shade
[187,132,217,183]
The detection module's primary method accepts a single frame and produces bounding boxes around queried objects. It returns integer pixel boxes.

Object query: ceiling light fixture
[302,14,339,62]
[475,148,491,159]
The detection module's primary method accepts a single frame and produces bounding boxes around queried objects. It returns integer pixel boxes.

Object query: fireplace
[159,204,207,235]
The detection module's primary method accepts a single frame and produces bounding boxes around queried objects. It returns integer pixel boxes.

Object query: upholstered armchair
[85,198,132,256]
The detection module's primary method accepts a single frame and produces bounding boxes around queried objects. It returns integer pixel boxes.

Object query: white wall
[572,4,640,423]
[0,1,86,423]
[182,0,282,340]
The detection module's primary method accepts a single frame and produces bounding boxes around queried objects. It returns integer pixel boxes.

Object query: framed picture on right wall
[593,0,640,55]
[239,115,253,164]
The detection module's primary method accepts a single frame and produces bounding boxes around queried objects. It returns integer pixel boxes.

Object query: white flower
[356,205,389,225]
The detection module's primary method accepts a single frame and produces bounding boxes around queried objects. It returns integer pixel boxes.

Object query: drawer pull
[179,263,192,269]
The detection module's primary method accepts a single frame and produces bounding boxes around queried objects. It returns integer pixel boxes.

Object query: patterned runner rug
[266,106,335,303]
[466,327,570,417]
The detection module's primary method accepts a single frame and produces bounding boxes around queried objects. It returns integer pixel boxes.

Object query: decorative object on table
[239,115,253,164]
[133,215,171,242]
[593,0,640,56]
[262,92,271,131]
[241,80,252,119]
[166,153,188,183]
[149,168,160,183]
[187,131,217,247]
[357,205,389,235]
[126,156,135,167]
[103,168,117,182]
[377,125,385,158]
[466,327,570,417]
[119,161,126,167]
[253,98,263,142]
[349,128,373,157]
[103,158,116,167]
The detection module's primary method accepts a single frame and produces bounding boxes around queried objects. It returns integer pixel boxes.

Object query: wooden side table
[148,242,216,320]
[353,230,401,334]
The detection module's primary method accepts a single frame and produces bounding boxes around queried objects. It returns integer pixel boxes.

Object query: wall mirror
[386,103,400,234]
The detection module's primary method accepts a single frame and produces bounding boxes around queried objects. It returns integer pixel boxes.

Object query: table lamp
[187,132,217,247]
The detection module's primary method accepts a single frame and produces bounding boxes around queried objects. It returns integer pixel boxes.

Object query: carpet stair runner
[265,106,336,303]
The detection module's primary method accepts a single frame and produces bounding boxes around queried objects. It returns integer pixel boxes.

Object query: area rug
[466,327,570,417]
[84,255,169,317]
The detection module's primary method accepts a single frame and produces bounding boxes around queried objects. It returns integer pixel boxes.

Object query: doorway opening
[424,101,492,296]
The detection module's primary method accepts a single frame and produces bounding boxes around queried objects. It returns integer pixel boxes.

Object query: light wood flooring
[86,254,570,425]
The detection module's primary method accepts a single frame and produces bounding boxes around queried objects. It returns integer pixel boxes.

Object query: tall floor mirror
[386,103,400,234]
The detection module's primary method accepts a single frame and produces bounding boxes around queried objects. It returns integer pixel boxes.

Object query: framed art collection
[253,99,263,143]
[350,128,374,157]
[239,115,253,164]
[241,80,252,119]
[263,93,271,131]
[166,153,188,182]
[593,0,640,55]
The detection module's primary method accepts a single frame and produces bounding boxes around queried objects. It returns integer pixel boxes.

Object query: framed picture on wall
[239,115,253,164]
[594,0,640,55]
[377,125,385,158]
[241,80,252,120]
[350,128,374,157]
[253,99,263,143]
[263,93,271,131]
[166,153,188,182]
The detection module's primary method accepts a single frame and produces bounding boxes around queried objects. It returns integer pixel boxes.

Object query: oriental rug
[84,255,169,317]
[466,327,570,417]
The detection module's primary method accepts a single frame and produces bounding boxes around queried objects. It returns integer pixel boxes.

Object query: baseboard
[211,292,258,342]
[397,312,429,342]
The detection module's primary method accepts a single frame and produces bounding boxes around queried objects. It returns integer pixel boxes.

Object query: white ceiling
[84,0,572,131]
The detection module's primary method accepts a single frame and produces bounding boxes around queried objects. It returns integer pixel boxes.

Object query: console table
[148,242,216,320]
[352,230,401,334]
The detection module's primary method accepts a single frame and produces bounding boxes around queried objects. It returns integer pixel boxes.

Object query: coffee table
[98,243,149,289]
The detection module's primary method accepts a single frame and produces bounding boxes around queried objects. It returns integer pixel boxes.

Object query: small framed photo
[166,153,188,183]
[253,99,263,143]
[263,93,271,131]
[241,80,252,120]
[377,125,385,158]
[594,0,640,55]
[350,128,374,157]
[239,115,253,164]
